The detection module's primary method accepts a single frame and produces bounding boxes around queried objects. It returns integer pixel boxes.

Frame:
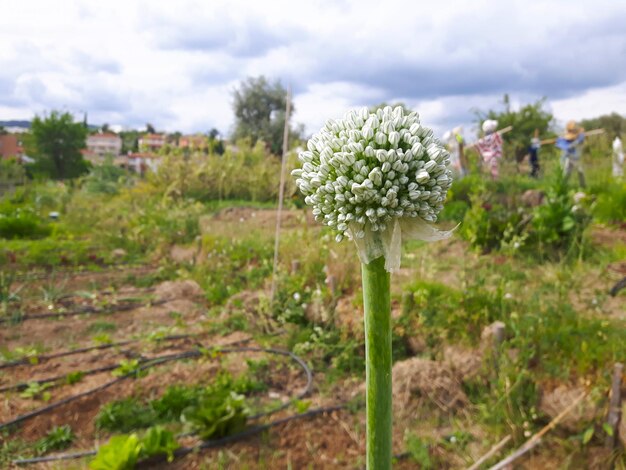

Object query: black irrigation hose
[609,276,626,296]
[0,328,252,371]
[0,344,312,433]
[8,264,153,282]
[0,332,203,370]
[0,299,168,324]
[0,337,262,393]
[12,405,346,466]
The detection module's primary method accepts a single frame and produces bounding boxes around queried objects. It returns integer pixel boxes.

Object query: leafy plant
[20,382,52,401]
[183,390,248,440]
[95,398,158,433]
[90,427,179,469]
[139,426,179,462]
[529,172,590,259]
[35,425,74,455]
[89,434,141,470]
[66,371,85,385]
[112,359,146,378]
[150,385,202,422]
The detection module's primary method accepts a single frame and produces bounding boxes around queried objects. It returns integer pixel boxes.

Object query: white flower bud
[416,170,429,184]
[293,106,452,240]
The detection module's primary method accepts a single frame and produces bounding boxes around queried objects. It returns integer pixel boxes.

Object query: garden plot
[1,167,625,468]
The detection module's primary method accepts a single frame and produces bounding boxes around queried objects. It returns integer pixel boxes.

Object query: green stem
[361,256,392,470]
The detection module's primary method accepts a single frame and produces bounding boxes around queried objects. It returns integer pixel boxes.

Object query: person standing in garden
[612,134,624,179]
[557,120,586,187]
[529,128,541,178]
[476,119,503,179]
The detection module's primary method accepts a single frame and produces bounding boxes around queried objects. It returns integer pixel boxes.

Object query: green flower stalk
[293,106,452,469]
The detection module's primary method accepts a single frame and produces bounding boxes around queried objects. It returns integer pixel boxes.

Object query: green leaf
[603,422,614,437]
[140,426,179,463]
[582,427,594,445]
[89,434,141,470]
[562,216,575,232]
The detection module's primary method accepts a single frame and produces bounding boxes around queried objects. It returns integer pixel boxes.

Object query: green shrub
[593,181,626,224]
[0,205,51,240]
[528,173,591,259]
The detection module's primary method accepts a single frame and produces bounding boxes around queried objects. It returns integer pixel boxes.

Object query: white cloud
[0,0,624,136]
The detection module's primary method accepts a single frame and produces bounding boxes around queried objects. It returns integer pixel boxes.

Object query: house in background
[0,134,24,160]
[124,152,161,175]
[138,133,166,152]
[86,132,122,160]
[178,134,208,152]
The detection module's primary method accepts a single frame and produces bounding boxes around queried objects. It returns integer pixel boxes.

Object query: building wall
[0,134,22,159]
[86,133,122,157]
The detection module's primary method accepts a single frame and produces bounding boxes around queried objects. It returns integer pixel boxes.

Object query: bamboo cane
[488,391,588,470]
[466,126,513,149]
[540,128,605,145]
[269,87,292,302]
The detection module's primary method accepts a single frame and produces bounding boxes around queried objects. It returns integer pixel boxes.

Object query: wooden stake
[467,435,512,470]
[270,87,292,302]
[488,391,588,470]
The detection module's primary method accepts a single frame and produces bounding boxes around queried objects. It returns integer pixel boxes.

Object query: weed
[19,382,52,401]
[404,432,434,469]
[92,333,113,345]
[95,398,158,433]
[66,371,85,385]
[112,359,147,379]
[86,321,117,334]
[34,425,74,455]
[39,276,68,303]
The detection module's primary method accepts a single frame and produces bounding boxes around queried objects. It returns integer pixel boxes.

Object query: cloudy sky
[1,0,625,137]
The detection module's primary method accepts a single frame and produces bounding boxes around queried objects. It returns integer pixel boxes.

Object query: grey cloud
[146,12,301,58]
[71,50,121,75]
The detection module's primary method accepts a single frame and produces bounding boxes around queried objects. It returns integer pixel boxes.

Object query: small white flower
[504,293,513,300]
[293,292,301,302]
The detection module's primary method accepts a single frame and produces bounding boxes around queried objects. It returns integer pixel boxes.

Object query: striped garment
[476,132,503,178]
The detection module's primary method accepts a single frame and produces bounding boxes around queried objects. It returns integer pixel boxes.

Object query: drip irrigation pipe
[12,404,346,466]
[0,344,312,433]
[0,299,167,324]
[8,264,153,282]
[0,331,209,370]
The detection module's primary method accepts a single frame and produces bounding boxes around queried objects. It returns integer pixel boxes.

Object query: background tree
[120,130,140,154]
[369,102,413,115]
[474,94,554,161]
[29,111,89,179]
[207,128,225,155]
[580,112,626,138]
[232,76,298,155]
[145,123,156,134]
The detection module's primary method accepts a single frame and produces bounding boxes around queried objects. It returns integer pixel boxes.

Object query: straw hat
[564,120,582,140]
[482,119,498,134]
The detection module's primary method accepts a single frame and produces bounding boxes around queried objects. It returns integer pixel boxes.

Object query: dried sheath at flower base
[292,106,453,271]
